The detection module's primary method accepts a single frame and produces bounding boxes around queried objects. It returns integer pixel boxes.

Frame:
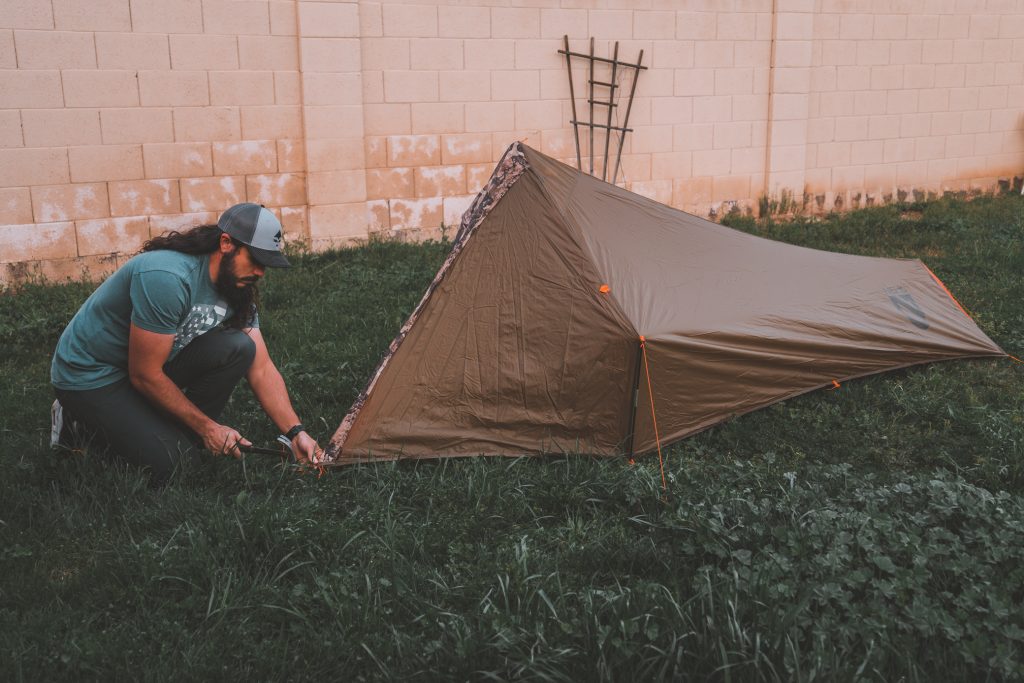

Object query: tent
[322,143,1005,464]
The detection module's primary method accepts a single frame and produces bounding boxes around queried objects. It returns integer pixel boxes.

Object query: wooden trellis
[559,35,646,185]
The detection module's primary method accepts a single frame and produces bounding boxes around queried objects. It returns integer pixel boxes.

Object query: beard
[215,248,259,329]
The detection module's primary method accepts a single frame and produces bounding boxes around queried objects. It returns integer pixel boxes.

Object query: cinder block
[144,142,214,178]
[489,70,539,101]
[363,103,411,136]
[439,71,491,102]
[308,202,367,240]
[731,94,767,122]
[673,176,712,205]
[180,176,245,212]
[0,187,33,224]
[365,199,389,232]
[922,39,953,64]
[676,12,716,40]
[270,0,296,35]
[361,37,409,70]
[465,162,493,189]
[390,197,442,230]
[203,0,269,35]
[359,2,382,37]
[693,95,732,124]
[691,148,731,176]
[944,133,976,159]
[511,100,560,130]
[0,70,63,108]
[382,4,437,38]
[109,178,180,216]
[965,63,995,88]
[441,133,492,165]
[411,38,463,71]
[634,11,676,40]
[673,123,714,151]
[439,6,489,38]
[464,39,514,70]
[279,205,307,240]
[170,34,240,70]
[730,146,764,174]
[22,109,100,147]
[384,71,438,103]
[139,71,209,107]
[867,114,901,140]
[849,140,884,165]
[0,223,77,264]
[653,150,694,179]
[304,105,364,139]
[101,108,173,144]
[0,148,69,187]
[307,169,366,205]
[934,64,965,88]
[300,72,360,106]
[301,37,361,72]
[210,71,276,106]
[14,29,95,69]
[674,68,714,96]
[588,10,630,39]
[53,0,131,31]
[442,194,474,229]
[239,35,299,70]
[173,107,241,142]
[883,138,915,164]
[32,183,109,222]
[69,145,144,183]
[891,40,922,65]
[366,167,414,199]
[211,140,275,175]
[713,121,752,149]
[694,41,735,68]
[711,175,751,203]
[130,0,203,33]
[629,180,673,203]
[277,139,304,172]
[717,12,757,41]
[306,138,365,172]
[540,9,587,39]
[412,103,465,135]
[2,0,54,30]
[414,165,465,197]
[387,135,440,167]
[364,137,386,168]
[76,216,150,256]
[465,102,515,133]
[298,1,358,37]
[629,125,674,154]
[716,67,756,95]
[63,70,139,107]
[96,32,170,70]
[275,71,302,105]
[491,8,539,39]
[149,211,218,236]
[240,105,302,140]
[0,30,14,69]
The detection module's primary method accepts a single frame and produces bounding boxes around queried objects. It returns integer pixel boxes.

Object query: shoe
[50,399,64,448]
[50,399,81,450]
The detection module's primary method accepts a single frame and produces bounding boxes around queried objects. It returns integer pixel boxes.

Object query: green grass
[2,193,1023,681]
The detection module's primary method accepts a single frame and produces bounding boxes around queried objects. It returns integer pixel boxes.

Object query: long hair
[141,225,258,330]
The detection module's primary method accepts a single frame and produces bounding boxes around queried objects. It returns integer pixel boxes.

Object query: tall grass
[1,194,1022,680]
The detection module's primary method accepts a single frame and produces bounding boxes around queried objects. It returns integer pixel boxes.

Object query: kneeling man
[51,203,321,484]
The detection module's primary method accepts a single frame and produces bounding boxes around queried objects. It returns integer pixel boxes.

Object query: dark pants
[55,328,256,485]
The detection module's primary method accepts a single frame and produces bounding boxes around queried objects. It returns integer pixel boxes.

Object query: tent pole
[625,337,643,459]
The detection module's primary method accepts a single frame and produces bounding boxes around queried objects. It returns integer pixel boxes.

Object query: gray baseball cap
[217,203,291,268]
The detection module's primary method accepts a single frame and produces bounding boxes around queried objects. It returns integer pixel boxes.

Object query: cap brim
[248,245,291,268]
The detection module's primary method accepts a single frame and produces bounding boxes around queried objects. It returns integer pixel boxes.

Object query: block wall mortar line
[762,0,778,202]
[293,0,310,242]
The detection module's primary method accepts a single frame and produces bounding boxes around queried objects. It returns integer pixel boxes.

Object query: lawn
[1,193,1023,681]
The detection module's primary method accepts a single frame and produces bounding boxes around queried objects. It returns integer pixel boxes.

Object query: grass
[1,192,1023,681]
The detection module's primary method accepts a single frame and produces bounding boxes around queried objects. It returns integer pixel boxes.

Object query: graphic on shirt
[173,302,229,352]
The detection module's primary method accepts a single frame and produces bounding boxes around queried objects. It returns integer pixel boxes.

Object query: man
[50,203,321,485]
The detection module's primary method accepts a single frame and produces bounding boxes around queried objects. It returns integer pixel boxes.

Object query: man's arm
[128,323,251,457]
[244,328,321,463]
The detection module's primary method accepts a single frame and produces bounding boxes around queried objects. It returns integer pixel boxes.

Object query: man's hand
[291,431,323,464]
[200,422,252,458]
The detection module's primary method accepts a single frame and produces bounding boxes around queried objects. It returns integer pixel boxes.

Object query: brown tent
[322,143,1004,464]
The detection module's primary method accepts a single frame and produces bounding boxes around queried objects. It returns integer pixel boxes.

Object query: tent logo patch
[886,287,929,330]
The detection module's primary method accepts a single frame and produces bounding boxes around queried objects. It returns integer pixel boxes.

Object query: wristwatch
[285,424,305,441]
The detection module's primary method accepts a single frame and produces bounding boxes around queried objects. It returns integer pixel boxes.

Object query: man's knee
[221,329,257,367]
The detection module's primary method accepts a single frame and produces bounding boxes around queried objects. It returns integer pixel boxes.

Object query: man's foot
[50,399,81,450]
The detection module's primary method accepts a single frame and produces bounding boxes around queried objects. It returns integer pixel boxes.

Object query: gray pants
[54,328,256,485]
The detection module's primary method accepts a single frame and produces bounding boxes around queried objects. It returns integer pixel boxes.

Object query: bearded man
[50,203,321,485]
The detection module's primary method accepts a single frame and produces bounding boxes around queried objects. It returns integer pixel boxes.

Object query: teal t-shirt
[51,250,253,390]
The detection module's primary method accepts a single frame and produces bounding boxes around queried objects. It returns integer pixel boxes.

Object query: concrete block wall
[0,0,307,282]
[2,0,1024,283]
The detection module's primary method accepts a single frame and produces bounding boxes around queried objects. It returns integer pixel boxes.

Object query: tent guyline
[558,35,646,185]
[321,143,1006,466]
